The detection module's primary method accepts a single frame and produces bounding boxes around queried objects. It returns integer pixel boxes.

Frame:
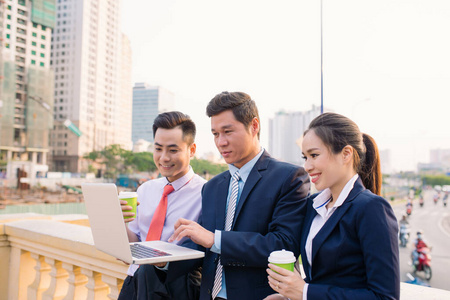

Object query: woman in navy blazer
[266,112,400,300]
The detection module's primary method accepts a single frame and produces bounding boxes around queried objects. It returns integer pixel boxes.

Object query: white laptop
[81,183,204,264]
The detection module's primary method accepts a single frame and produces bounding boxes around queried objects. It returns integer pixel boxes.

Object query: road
[392,190,450,290]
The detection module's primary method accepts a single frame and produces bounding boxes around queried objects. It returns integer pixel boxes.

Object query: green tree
[190,158,228,176]
[421,174,450,186]
[130,152,157,172]
[84,144,132,178]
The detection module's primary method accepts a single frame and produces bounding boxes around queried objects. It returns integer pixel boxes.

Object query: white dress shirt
[126,167,206,276]
[303,174,359,299]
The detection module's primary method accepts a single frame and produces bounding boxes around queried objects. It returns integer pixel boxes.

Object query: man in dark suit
[161,91,310,300]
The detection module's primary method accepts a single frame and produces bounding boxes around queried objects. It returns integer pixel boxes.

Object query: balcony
[1,214,127,299]
[1,213,450,300]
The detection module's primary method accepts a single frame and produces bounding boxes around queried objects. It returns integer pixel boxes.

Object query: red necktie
[146,184,175,241]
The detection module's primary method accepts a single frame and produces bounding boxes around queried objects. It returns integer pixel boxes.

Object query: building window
[32,41,37,46]
[40,62,44,67]
[7,15,11,20]
[40,53,44,58]
[40,44,45,49]
[7,24,11,29]
[33,23,38,28]
[32,32,37,37]
[6,34,10,39]
[31,60,36,65]
[31,50,36,55]
[41,35,46,40]
[42,25,47,31]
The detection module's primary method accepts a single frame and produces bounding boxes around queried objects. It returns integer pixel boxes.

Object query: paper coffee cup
[268,249,296,272]
[118,192,138,219]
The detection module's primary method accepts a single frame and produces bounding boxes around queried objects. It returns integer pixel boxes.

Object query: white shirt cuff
[155,262,170,271]
[303,283,309,300]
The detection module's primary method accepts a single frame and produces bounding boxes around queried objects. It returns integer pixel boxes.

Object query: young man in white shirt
[118,111,206,300]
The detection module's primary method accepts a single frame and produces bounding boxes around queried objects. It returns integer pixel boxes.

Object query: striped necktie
[212,171,240,299]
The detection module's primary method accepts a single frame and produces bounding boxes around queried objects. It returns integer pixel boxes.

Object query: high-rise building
[132,83,174,144]
[50,0,132,172]
[268,106,323,166]
[0,0,55,175]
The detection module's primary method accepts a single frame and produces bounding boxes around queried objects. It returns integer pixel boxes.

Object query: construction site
[0,183,84,210]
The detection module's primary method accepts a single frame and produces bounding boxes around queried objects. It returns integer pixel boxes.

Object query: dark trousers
[118,265,201,300]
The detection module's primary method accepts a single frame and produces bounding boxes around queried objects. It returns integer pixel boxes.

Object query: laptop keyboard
[130,243,172,259]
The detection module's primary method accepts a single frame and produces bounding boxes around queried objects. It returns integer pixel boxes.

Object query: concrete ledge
[400,282,450,299]
[4,219,128,277]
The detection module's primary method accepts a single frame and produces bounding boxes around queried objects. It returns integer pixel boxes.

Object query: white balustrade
[1,214,450,300]
[1,216,128,300]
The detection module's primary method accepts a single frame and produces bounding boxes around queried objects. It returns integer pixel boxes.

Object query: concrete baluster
[102,274,124,299]
[42,258,69,300]
[81,268,109,300]
[61,263,88,300]
[27,253,51,300]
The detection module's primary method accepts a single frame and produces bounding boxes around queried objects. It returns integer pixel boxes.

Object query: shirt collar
[313,174,359,217]
[165,166,194,191]
[228,148,264,184]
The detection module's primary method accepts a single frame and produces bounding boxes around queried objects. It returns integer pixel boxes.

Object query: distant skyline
[122,0,450,172]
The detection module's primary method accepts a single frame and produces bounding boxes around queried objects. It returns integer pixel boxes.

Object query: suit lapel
[216,172,231,230]
[232,152,269,229]
[310,179,365,270]
[300,197,318,281]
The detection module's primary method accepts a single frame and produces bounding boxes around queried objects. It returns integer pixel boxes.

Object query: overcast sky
[122,0,450,172]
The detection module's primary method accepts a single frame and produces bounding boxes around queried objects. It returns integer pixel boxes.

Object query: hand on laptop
[120,200,140,223]
[169,218,214,248]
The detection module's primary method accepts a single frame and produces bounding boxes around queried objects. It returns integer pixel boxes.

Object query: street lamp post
[320,0,324,114]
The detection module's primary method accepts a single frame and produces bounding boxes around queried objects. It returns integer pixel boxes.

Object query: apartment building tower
[132,82,174,144]
[0,0,55,175]
[268,105,324,166]
[50,0,132,172]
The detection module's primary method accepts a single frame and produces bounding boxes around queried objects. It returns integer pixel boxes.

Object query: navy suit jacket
[300,179,400,300]
[166,151,310,300]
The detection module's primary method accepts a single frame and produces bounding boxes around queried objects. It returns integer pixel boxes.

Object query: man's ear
[251,117,260,136]
[189,143,197,158]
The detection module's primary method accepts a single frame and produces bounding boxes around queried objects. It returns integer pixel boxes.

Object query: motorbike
[406,205,412,216]
[419,196,424,207]
[399,224,410,247]
[433,195,438,205]
[412,246,432,280]
[443,195,448,207]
